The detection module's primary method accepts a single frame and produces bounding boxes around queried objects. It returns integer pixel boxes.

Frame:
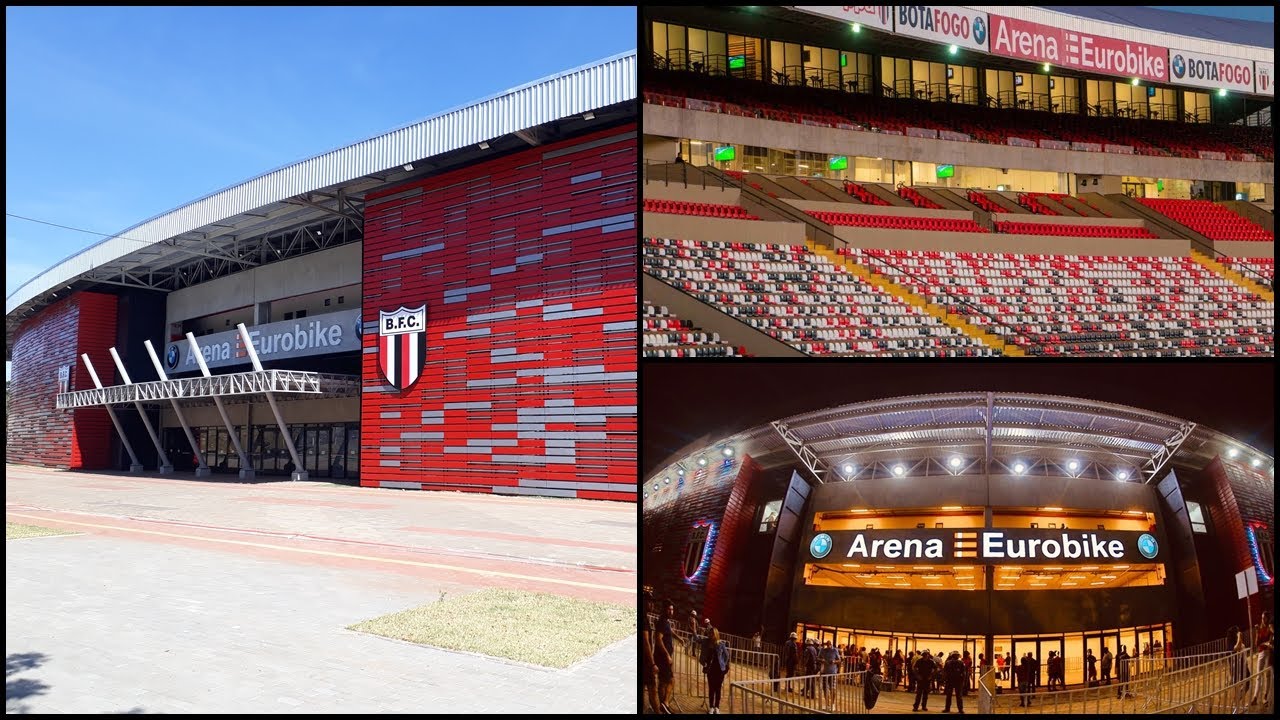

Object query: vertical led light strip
[686,520,719,582]
[1245,523,1273,584]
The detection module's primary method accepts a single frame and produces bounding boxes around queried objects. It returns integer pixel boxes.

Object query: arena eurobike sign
[164,308,363,372]
[807,528,1163,564]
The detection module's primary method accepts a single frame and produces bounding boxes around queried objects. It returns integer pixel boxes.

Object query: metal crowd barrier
[728,670,874,715]
[979,651,1249,714]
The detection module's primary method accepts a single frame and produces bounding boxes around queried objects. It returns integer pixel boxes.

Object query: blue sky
[5,6,636,301]
[1151,6,1273,21]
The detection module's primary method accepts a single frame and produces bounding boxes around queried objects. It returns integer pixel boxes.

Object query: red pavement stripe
[234,496,393,510]
[7,509,634,601]
[399,526,635,553]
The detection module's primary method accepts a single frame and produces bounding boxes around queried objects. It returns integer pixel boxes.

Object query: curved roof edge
[642,391,1273,485]
[7,50,637,316]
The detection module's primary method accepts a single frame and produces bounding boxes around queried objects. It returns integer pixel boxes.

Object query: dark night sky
[642,361,1274,477]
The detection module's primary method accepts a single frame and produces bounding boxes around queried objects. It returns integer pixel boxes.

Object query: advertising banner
[1039,139,1070,150]
[1104,144,1135,155]
[792,6,893,31]
[906,126,939,139]
[938,130,972,142]
[805,527,1164,565]
[1168,49,1255,93]
[1255,62,1274,97]
[989,14,1168,83]
[685,98,723,113]
[895,6,990,52]
[1070,141,1103,153]
[165,308,363,372]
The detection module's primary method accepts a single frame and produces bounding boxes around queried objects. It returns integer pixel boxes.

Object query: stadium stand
[1220,257,1275,286]
[838,247,1274,356]
[1137,199,1273,241]
[643,301,746,358]
[808,210,987,233]
[645,198,760,220]
[643,237,1002,357]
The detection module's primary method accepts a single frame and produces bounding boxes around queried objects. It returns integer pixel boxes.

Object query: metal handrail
[979,650,1248,714]
[729,670,874,714]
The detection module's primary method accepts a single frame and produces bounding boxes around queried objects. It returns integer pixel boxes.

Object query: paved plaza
[6,466,636,713]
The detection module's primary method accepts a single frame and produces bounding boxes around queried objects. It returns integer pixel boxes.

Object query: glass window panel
[652,22,667,59]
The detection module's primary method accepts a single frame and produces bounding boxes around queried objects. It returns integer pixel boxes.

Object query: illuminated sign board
[806,528,1161,564]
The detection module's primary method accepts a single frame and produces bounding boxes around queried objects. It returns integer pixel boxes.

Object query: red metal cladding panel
[72,293,118,469]
[360,124,637,501]
[7,293,117,469]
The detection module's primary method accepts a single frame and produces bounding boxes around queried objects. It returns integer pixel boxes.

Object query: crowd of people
[644,594,1275,714]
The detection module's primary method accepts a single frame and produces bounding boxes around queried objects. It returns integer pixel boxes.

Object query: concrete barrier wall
[782,198,976,220]
[642,274,805,357]
[642,212,805,245]
[832,227,1192,257]
[645,104,1275,185]
[1215,241,1274,259]
[644,181,741,204]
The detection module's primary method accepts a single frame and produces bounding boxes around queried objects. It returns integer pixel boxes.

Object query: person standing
[704,627,730,715]
[893,649,905,688]
[1004,652,1014,684]
[1101,646,1113,685]
[803,637,820,699]
[962,650,973,696]
[935,652,945,693]
[642,591,659,714]
[1018,652,1036,707]
[1115,645,1131,699]
[906,649,917,694]
[688,610,701,657]
[820,639,841,711]
[995,652,1005,683]
[913,648,937,712]
[942,651,966,714]
[782,632,799,693]
[656,601,677,714]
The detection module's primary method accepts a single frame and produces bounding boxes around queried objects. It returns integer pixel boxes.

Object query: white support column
[79,353,144,473]
[92,351,171,473]
[237,323,307,481]
[143,340,210,478]
[186,333,254,480]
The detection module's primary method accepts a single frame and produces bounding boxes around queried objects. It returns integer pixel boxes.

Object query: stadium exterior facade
[7,52,639,502]
[642,393,1274,681]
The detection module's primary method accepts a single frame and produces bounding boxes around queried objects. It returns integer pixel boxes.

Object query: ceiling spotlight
[1043,63,1051,72]
[478,141,490,150]
[1252,458,1262,468]
[582,111,595,120]
[1227,448,1239,458]
[852,22,862,33]
[892,464,906,477]
[403,163,414,171]
[1116,470,1129,481]
[664,476,671,484]
[1067,460,1080,471]
[949,456,964,469]
[652,483,659,491]
[1131,77,1140,86]
[1012,462,1027,475]
[677,468,685,476]
[697,457,707,467]
[1217,88,1228,97]
[843,463,855,475]
[948,44,958,55]
[722,447,734,457]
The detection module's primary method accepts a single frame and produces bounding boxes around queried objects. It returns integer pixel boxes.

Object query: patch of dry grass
[6,522,77,540]
[348,588,632,668]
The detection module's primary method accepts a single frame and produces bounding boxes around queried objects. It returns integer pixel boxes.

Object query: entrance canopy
[55,369,359,409]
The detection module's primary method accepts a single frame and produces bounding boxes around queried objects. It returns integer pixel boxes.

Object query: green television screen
[713,145,736,162]
[936,164,955,179]
[728,55,746,70]
[829,156,849,171]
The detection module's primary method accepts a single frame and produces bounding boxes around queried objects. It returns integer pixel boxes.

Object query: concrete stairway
[1190,250,1274,303]
[808,242,1024,357]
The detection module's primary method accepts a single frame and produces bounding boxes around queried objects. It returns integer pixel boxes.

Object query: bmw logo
[810,533,833,559]
[354,316,362,337]
[165,344,180,370]
[973,17,987,46]
[1137,533,1159,559]
[1171,54,1186,78]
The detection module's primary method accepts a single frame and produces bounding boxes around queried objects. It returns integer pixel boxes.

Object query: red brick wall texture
[8,292,118,469]
[360,124,637,501]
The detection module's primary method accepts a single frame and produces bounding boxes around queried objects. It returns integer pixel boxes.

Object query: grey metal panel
[7,51,636,314]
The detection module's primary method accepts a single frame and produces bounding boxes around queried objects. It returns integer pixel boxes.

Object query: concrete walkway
[6,465,636,713]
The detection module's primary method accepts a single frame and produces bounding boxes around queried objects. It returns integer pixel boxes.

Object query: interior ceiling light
[697,457,707,466]
[1227,448,1239,458]
[722,447,734,457]
[1116,470,1129,480]
[843,463,855,474]
[1012,462,1027,474]
[1251,458,1262,467]
[892,464,906,476]
[478,141,490,149]
[949,456,963,468]
[1067,460,1080,471]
